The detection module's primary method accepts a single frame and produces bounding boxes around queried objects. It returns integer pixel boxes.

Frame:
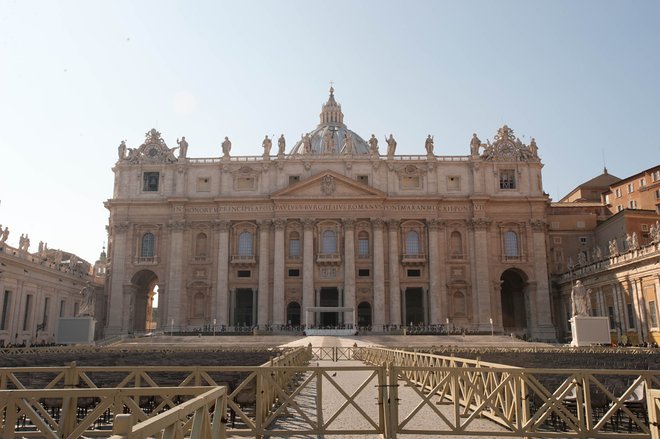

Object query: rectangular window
[579,236,587,245]
[143,172,160,192]
[74,302,79,316]
[1,291,11,330]
[629,200,637,209]
[42,297,50,330]
[447,176,460,191]
[357,175,369,185]
[627,302,635,329]
[615,188,622,198]
[649,301,658,328]
[358,269,370,277]
[553,236,562,244]
[640,178,646,187]
[642,224,649,232]
[23,294,32,331]
[627,183,634,193]
[59,300,66,318]
[289,238,300,258]
[357,238,369,258]
[604,194,610,204]
[653,170,660,181]
[288,269,300,277]
[407,269,421,277]
[499,170,516,189]
[616,205,623,212]
[237,270,251,278]
[288,175,300,185]
[196,177,211,192]
[655,189,660,199]
[551,222,560,230]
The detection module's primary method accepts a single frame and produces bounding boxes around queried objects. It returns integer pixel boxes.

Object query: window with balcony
[405,231,420,255]
[449,231,463,259]
[322,230,337,254]
[238,232,253,256]
[194,233,208,262]
[289,232,300,258]
[357,231,369,258]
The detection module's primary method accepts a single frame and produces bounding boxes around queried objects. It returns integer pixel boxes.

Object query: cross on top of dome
[320,84,344,127]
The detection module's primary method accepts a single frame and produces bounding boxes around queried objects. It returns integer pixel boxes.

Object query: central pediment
[271,170,387,200]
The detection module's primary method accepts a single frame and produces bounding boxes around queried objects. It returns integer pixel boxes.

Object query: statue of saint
[385,134,397,158]
[425,135,434,155]
[278,134,286,155]
[631,232,639,250]
[529,137,538,157]
[118,140,127,160]
[78,281,96,317]
[302,133,312,154]
[0,227,7,244]
[323,129,334,154]
[262,135,272,156]
[222,137,232,157]
[368,134,379,155]
[342,133,354,155]
[176,136,188,158]
[609,239,619,257]
[470,133,481,156]
[626,233,634,251]
[571,280,591,317]
[577,251,587,266]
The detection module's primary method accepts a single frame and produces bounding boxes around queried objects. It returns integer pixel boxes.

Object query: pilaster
[302,218,315,327]
[166,219,186,329]
[388,219,401,325]
[372,218,386,326]
[529,219,556,341]
[106,222,130,335]
[343,219,356,327]
[257,219,271,328]
[467,218,492,332]
[272,218,286,325]
[215,219,230,326]
[427,219,444,324]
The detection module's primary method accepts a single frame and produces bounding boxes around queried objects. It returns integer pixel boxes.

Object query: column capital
[112,222,130,234]
[213,219,231,232]
[388,219,400,230]
[302,218,315,230]
[273,218,287,231]
[257,219,272,229]
[467,218,491,231]
[529,219,547,232]
[427,218,446,230]
[343,218,356,230]
[167,220,187,231]
[371,217,386,230]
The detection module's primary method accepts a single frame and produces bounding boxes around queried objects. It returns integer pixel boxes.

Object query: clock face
[148,147,158,157]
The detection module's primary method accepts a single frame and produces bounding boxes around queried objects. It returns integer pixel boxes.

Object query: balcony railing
[401,253,426,265]
[230,254,256,265]
[134,256,159,265]
[317,253,341,264]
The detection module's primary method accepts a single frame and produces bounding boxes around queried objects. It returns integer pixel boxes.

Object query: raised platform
[304,329,358,336]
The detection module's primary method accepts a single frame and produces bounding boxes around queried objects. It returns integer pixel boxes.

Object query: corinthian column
[167,219,186,330]
[257,219,271,328]
[272,218,286,325]
[106,222,130,336]
[427,219,444,324]
[468,218,491,331]
[343,219,356,327]
[372,218,386,326]
[530,219,556,341]
[388,219,401,325]
[302,218,315,327]
[215,220,230,326]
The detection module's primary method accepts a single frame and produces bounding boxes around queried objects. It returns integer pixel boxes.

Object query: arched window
[322,230,337,254]
[453,290,466,316]
[289,232,300,258]
[141,233,155,257]
[357,231,369,258]
[405,230,420,255]
[450,231,463,259]
[504,231,519,257]
[195,233,208,257]
[238,232,253,256]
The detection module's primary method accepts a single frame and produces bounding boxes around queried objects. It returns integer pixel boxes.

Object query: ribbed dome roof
[289,87,370,155]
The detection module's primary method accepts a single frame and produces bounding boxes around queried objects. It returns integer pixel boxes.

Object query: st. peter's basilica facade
[104,88,556,341]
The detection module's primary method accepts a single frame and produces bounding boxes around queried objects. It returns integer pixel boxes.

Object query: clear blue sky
[1,0,658,263]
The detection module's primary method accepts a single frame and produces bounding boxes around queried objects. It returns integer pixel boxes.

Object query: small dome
[289,87,370,155]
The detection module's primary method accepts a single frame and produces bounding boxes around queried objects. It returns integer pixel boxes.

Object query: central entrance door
[319,287,339,326]
[405,287,425,325]
[234,288,254,327]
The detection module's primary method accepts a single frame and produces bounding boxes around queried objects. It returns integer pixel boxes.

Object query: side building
[550,165,660,344]
[0,231,106,346]
[104,88,556,340]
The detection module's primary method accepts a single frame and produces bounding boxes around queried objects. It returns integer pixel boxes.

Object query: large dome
[289,87,370,155]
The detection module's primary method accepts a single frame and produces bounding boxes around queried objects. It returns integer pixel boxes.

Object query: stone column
[343,219,356,327]
[427,219,444,324]
[468,218,492,332]
[614,282,628,334]
[302,218,315,327]
[272,219,286,326]
[215,220,230,326]
[388,220,401,325]
[632,278,646,343]
[596,287,605,317]
[611,283,623,339]
[371,218,386,327]
[529,219,556,341]
[257,219,271,328]
[167,220,186,330]
[106,222,130,335]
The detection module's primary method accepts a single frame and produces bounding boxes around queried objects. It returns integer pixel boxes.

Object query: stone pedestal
[570,316,611,347]
[57,316,96,344]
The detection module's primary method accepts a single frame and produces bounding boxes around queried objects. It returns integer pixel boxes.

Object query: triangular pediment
[271,170,387,200]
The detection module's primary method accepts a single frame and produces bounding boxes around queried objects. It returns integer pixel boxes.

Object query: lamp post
[213,318,216,337]
[489,317,494,336]
[170,318,174,337]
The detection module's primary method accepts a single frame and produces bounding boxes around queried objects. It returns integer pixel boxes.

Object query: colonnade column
[611,283,622,339]
[272,219,286,326]
[343,219,356,327]
[530,219,556,340]
[215,220,230,326]
[388,220,401,325]
[107,222,130,335]
[257,219,271,328]
[631,278,646,343]
[302,218,315,327]
[167,219,186,331]
[372,218,386,326]
[468,218,491,332]
[427,219,444,324]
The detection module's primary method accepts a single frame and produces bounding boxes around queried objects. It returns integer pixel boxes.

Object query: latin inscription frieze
[178,202,476,215]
